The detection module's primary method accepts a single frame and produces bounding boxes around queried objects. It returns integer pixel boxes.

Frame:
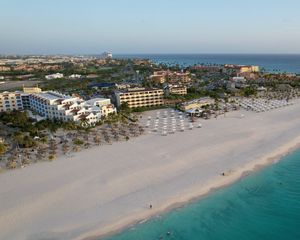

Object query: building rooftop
[116,87,163,93]
[84,98,110,106]
[33,91,72,101]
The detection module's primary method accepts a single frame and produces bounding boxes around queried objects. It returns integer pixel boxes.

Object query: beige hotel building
[115,88,164,108]
[0,91,23,112]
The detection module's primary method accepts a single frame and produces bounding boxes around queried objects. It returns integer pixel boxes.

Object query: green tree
[0,143,7,157]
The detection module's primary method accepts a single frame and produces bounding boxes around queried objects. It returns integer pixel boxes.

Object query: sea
[115,54,300,74]
[103,149,300,240]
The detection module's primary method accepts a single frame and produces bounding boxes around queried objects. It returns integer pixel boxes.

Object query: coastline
[79,140,300,240]
[1,101,300,240]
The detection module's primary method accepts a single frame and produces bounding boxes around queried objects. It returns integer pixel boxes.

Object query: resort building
[179,97,214,111]
[164,84,187,95]
[114,87,164,108]
[190,65,222,73]
[150,71,191,85]
[29,91,116,125]
[150,71,167,84]
[168,71,191,84]
[0,91,24,112]
[224,65,260,74]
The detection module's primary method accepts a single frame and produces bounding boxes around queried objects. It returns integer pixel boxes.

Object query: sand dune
[1,101,300,240]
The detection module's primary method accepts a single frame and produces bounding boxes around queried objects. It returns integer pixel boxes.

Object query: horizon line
[1,52,300,56]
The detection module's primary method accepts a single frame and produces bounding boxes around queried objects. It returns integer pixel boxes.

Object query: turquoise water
[104,150,300,240]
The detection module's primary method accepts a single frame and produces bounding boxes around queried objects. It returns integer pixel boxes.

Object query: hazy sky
[1,0,300,54]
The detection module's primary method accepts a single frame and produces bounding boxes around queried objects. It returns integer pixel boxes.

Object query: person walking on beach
[149,204,152,209]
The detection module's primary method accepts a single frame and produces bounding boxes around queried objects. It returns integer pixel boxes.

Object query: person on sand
[149,204,152,209]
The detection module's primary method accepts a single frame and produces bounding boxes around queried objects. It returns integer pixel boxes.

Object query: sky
[0,0,300,54]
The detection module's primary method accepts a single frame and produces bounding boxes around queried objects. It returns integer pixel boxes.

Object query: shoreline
[79,139,300,240]
[1,102,300,240]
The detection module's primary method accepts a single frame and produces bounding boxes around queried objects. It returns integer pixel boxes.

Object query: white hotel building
[45,73,64,80]
[29,91,116,125]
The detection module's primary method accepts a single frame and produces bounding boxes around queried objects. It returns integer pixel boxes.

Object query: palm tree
[94,135,101,145]
[21,157,29,166]
[62,143,70,154]
[80,118,89,128]
[0,143,7,160]
[36,147,47,162]
[84,142,91,149]
[6,160,17,169]
[40,136,48,144]
[72,145,80,152]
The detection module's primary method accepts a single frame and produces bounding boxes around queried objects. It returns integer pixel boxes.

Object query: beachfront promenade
[1,100,300,240]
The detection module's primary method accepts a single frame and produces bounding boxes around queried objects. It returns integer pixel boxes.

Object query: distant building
[150,71,191,85]
[0,91,23,112]
[150,71,167,84]
[86,74,99,79]
[101,52,113,59]
[167,71,191,84]
[0,66,11,72]
[164,84,187,95]
[114,87,164,108]
[224,65,260,74]
[190,65,221,73]
[45,73,64,80]
[69,74,82,79]
[116,83,136,90]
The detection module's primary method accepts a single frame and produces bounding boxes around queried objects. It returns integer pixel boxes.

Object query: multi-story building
[0,88,116,124]
[0,91,24,112]
[150,71,167,84]
[0,66,11,72]
[168,72,191,84]
[29,91,116,125]
[115,88,164,108]
[150,71,191,85]
[164,84,187,95]
[190,65,222,73]
[21,94,31,109]
[224,65,260,74]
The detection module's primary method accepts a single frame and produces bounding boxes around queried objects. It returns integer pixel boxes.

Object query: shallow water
[104,149,300,240]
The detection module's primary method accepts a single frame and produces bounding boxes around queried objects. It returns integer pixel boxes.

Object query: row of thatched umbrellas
[4,122,145,169]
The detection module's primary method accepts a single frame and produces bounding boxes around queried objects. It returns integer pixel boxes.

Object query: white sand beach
[1,100,300,240]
